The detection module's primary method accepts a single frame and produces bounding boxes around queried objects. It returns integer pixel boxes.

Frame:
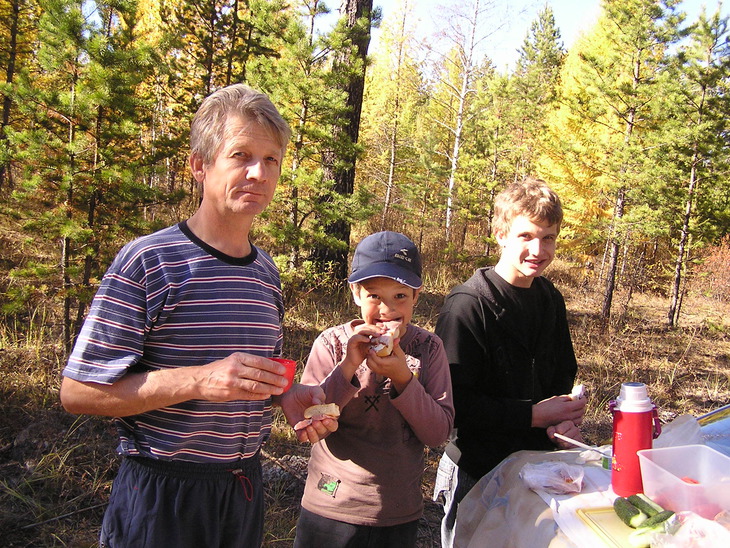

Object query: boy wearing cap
[293,231,454,548]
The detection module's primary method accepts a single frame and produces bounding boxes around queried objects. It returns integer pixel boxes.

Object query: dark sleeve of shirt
[435,289,534,437]
[548,286,578,397]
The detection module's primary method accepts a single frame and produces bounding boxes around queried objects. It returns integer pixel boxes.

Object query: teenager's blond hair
[492,177,563,237]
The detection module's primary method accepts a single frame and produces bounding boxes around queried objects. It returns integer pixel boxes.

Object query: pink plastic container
[638,444,730,519]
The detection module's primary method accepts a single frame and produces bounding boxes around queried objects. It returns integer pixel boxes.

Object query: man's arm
[60,352,289,417]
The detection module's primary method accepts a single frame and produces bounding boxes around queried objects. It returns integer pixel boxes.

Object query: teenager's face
[350,277,420,331]
[190,117,283,218]
[495,215,558,287]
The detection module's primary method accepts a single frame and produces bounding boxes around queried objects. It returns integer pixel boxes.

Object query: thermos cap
[616,382,654,412]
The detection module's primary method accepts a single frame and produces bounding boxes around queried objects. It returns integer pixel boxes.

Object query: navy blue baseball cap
[348,231,423,289]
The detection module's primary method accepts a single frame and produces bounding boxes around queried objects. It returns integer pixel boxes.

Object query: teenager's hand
[531,394,586,429]
[547,420,584,449]
[365,340,413,394]
[278,384,339,444]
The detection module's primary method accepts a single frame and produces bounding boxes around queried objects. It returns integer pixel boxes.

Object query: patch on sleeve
[316,473,340,497]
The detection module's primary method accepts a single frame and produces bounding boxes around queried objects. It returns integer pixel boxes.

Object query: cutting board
[576,506,636,548]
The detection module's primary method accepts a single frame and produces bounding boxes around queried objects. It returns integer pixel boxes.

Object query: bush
[692,236,730,302]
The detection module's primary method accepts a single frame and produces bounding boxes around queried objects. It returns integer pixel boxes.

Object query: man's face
[191,117,283,218]
[495,215,558,287]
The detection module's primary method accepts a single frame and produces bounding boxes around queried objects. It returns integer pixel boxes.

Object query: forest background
[1,0,730,546]
[1,0,729,344]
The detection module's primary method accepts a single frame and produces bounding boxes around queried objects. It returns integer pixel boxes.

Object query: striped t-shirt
[63,221,284,463]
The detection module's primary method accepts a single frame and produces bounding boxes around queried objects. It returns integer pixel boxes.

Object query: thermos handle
[652,406,661,439]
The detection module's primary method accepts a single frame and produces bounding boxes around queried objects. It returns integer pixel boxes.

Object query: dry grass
[1,264,729,547]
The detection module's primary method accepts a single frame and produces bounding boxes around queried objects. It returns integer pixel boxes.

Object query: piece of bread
[303,402,340,419]
[570,384,585,400]
[372,331,396,357]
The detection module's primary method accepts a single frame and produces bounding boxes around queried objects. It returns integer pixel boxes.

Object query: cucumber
[613,496,648,528]
[627,510,677,547]
[636,509,674,529]
[627,493,664,517]
[628,526,656,548]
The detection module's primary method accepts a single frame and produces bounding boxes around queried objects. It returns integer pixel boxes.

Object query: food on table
[627,493,664,517]
[613,494,675,547]
[614,496,649,528]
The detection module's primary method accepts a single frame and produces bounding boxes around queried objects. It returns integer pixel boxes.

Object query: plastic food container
[638,444,730,519]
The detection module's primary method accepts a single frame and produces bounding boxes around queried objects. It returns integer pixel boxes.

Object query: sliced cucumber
[627,493,664,517]
[636,509,675,529]
[613,496,648,528]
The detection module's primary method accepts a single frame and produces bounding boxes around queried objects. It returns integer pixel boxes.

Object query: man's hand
[195,353,289,401]
[277,384,339,444]
[547,420,584,449]
[60,352,290,417]
[531,394,586,429]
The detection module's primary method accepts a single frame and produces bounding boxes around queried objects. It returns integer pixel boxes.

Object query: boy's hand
[365,340,413,394]
[531,394,586,429]
[338,323,384,378]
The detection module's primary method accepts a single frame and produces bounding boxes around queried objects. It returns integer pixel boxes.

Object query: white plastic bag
[654,414,703,448]
[519,461,584,495]
[650,511,730,547]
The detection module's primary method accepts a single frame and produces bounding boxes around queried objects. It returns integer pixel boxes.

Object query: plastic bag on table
[650,511,730,547]
[519,461,584,495]
[653,414,702,448]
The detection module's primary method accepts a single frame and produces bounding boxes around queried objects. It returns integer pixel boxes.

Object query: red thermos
[610,382,661,496]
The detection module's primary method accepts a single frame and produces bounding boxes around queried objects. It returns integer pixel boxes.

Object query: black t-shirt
[488,272,545,352]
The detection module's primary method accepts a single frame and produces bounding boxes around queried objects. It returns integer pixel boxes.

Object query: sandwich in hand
[370,322,403,357]
[294,403,340,430]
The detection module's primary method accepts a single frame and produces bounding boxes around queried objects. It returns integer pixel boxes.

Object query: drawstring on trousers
[229,468,254,501]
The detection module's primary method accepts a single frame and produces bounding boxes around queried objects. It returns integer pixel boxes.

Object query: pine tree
[512,4,564,175]
[543,0,684,323]
[659,7,730,326]
[256,0,364,285]
[10,0,171,352]
[311,0,376,281]
[0,0,39,189]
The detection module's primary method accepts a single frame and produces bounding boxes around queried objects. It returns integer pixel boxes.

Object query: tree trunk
[0,0,21,189]
[444,0,480,243]
[668,156,699,327]
[668,80,707,327]
[313,0,373,281]
[601,186,625,322]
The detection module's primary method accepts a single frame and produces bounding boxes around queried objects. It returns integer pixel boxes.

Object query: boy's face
[495,215,558,288]
[350,277,420,331]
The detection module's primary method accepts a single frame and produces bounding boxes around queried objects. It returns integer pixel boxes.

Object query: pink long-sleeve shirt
[299,320,454,526]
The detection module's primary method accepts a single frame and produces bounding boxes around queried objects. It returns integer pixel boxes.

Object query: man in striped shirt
[60,84,337,548]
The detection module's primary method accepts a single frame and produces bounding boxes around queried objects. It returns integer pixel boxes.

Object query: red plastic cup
[271,358,296,392]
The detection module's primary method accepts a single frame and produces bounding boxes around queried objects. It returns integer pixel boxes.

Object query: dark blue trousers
[100,454,263,548]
